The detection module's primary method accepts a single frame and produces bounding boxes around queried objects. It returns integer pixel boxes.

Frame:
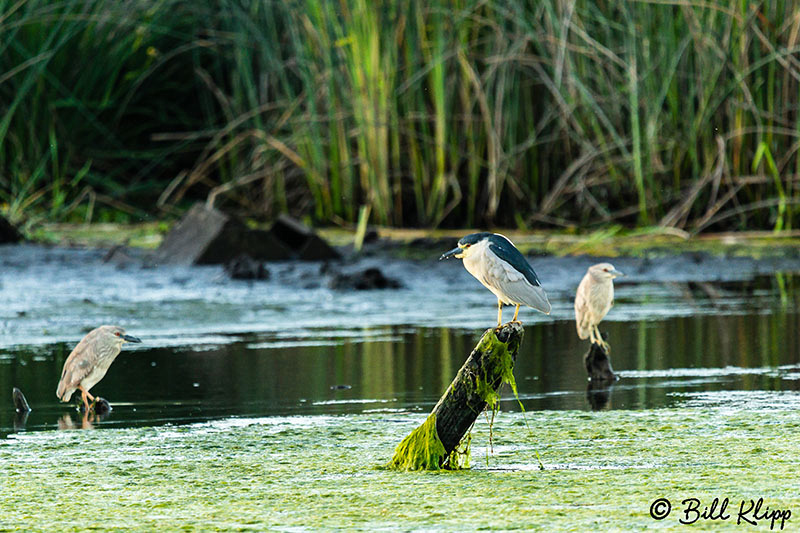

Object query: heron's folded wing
[484,245,551,313]
[503,278,551,314]
[56,339,96,398]
[491,266,551,314]
[488,240,542,287]
[574,279,592,339]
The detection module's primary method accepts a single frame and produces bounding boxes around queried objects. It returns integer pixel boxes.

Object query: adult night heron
[440,232,551,326]
[56,325,141,412]
[574,263,623,352]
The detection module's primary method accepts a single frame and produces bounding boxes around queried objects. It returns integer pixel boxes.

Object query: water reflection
[585,380,615,411]
[1,274,799,435]
[13,409,29,432]
[57,411,107,430]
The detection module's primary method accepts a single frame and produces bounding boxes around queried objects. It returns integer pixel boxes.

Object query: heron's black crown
[460,232,543,288]
[458,232,494,247]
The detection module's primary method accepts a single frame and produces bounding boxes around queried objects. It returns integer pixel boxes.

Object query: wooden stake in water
[388,322,523,471]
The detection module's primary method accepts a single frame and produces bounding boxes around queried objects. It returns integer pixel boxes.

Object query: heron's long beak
[439,247,461,261]
[610,268,625,278]
[122,334,142,343]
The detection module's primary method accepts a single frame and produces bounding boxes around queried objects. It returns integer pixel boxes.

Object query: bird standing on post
[440,232,551,326]
[56,325,141,412]
[574,263,624,352]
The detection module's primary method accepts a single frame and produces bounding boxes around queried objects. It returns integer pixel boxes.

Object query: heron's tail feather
[576,324,590,340]
[524,286,551,315]
[56,382,73,403]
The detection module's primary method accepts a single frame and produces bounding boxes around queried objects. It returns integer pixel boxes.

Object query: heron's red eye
[603,268,609,272]
[115,332,121,336]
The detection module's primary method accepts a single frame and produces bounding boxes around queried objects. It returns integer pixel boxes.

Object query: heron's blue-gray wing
[486,241,551,313]
[488,238,542,287]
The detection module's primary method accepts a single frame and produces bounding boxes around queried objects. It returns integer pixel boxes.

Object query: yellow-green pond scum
[2,407,799,531]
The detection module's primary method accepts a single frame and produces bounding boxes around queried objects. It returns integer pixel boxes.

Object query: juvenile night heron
[574,263,624,352]
[440,232,551,326]
[56,325,141,412]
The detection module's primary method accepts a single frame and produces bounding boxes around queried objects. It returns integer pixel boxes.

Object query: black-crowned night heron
[574,263,623,352]
[440,232,551,326]
[56,325,141,412]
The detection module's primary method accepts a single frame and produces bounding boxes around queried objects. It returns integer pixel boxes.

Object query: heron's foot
[78,397,103,414]
[592,339,611,354]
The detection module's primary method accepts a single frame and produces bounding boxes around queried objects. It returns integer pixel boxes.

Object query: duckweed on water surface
[2,407,800,531]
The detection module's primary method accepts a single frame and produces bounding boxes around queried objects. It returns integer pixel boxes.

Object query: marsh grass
[2,0,800,231]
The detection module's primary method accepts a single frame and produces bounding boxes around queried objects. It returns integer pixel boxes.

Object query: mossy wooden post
[584,333,617,381]
[388,322,523,471]
[584,333,617,410]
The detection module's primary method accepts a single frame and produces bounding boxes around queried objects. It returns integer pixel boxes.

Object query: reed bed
[1,0,799,231]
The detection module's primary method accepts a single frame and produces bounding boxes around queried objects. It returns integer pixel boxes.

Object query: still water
[2,271,798,436]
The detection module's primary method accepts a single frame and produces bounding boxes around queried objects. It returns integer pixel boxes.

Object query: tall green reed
[2,0,799,231]
[0,0,207,225]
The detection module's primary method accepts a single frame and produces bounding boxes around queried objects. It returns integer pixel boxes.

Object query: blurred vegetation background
[1,0,799,232]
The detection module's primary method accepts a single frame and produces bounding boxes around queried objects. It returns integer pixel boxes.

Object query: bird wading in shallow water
[440,232,551,326]
[56,325,141,412]
[574,263,624,353]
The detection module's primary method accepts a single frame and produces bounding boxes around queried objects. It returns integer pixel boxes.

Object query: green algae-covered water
[3,409,799,530]
[1,245,799,530]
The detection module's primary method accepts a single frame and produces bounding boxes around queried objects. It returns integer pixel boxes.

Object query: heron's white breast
[462,240,522,301]
[589,278,614,318]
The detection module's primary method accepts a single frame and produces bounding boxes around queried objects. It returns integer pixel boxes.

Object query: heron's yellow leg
[497,300,503,327]
[78,386,95,412]
[81,386,95,402]
[512,304,521,323]
[79,389,90,413]
[593,325,611,353]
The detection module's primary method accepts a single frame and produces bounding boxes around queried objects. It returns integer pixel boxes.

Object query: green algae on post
[473,328,519,409]
[388,323,524,471]
[387,414,471,471]
[387,413,447,471]
[446,429,471,469]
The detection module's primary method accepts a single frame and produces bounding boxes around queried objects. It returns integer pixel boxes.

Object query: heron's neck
[462,240,490,272]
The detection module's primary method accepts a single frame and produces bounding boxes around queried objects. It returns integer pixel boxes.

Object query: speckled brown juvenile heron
[575,263,623,352]
[56,325,141,412]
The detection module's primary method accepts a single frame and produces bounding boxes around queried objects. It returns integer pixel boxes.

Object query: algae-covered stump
[389,322,523,471]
